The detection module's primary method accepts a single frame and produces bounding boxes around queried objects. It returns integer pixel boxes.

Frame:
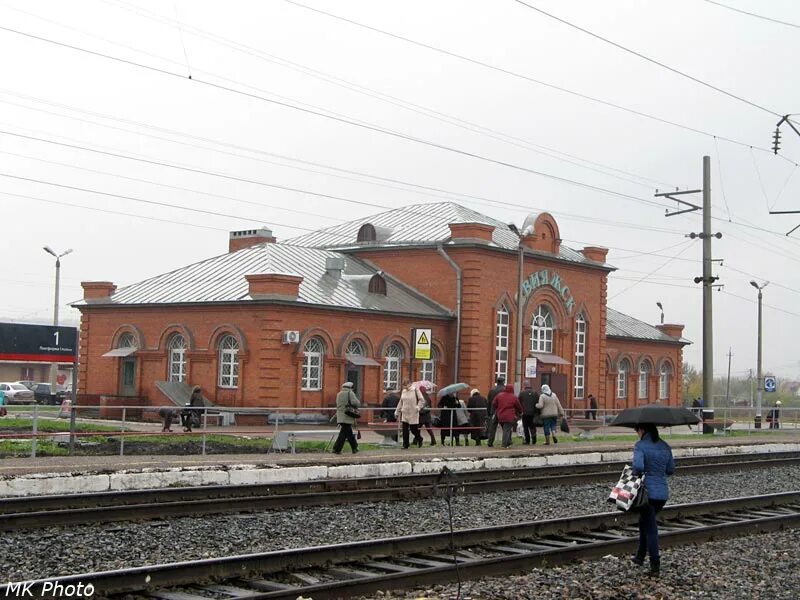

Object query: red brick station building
[75,202,689,414]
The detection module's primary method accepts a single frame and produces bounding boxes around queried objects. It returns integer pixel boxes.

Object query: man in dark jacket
[585,394,598,420]
[381,388,400,422]
[492,384,523,448]
[486,377,505,447]
[518,382,540,444]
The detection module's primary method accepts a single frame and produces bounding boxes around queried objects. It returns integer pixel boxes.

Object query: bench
[270,429,339,454]
[569,418,604,439]
[701,419,734,434]
[367,422,400,447]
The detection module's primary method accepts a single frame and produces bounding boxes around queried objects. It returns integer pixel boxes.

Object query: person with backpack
[518,382,540,444]
[536,384,565,445]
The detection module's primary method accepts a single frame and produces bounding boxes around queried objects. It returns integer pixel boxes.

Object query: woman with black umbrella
[631,423,675,577]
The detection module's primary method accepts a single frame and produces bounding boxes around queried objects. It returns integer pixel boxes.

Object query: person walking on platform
[159,406,178,432]
[768,400,782,429]
[631,423,675,577]
[492,383,523,448]
[181,385,204,432]
[518,382,540,444]
[536,384,565,445]
[467,388,488,446]
[417,385,437,446]
[332,382,360,454]
[395,380,424,449]
[455,395,471,445]
[437,393,460,446]
[486,377,505,447]
[586,394,598,420]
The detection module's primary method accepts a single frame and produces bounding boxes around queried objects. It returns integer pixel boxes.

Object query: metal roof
[606,307,689,344]
[78,244,451,317]
[284,201,612,268]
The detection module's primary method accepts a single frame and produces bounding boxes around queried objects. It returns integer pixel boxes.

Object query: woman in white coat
[395,379,424,449]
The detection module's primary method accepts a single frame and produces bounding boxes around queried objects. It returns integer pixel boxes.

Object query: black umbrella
[611,403,700,427]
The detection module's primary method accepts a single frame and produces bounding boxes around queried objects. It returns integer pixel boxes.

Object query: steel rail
[6,491,799,598]
[2,453,799,531]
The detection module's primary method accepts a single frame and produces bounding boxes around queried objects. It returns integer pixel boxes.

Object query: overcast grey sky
[1,0,799,381]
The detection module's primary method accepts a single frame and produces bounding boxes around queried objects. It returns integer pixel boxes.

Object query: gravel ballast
[3,464,799,595]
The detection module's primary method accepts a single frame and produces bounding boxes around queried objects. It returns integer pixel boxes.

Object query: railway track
[7,491,800,599]
[2,451,799,531]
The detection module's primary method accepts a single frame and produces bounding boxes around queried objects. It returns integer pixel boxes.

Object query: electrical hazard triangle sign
[413,328,432,360]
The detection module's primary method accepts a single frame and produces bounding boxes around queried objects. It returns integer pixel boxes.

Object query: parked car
[31,383,68,405]
[0,382,35,404]
[15,380,36,390]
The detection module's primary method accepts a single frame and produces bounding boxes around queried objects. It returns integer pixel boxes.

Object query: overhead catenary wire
[511,0,782,117]
[0,25,677,213]
[280,0,797,163]
[98,0,675,191]
[701,0,800,30]
[607,242,695,300]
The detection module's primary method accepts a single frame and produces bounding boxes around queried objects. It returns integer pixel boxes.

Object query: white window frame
[617,359,630,399]
[383,343,403,391]
[638,360,652,400]
[168,334,187,383]
[118,332,136,348]
[574,314,586,399]
[218,335,240,388]
[531,305,554,353]
[346,339,366,356]
[420,347,438,384]
[495,305,510,382]
[659,363,672,400]
[302,337,324,391]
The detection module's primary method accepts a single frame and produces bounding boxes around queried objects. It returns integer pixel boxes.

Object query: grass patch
[0,418,120,433]
[0,440,70,456]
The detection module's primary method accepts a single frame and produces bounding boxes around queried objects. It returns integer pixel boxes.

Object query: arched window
[639,359,652,400]
[168,334,187,383]
[302,337,324,390]
[118,332,136,348]
[659,362,672,400]
[574,314,586,399]
[368,274,387,295]
[383,343,403,391]
[218,335,239,388]
[495,305,510,382]
[346,339,366,356]
[617,358,630,399]
[420,347,439,385]
[531,305,553,353]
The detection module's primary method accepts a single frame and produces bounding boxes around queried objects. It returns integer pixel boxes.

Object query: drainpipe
[437,245,461,381]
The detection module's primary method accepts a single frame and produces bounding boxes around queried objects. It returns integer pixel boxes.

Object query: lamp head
[656,302,663,310]
[43,246,57,257]
[507,223,519,235]
[61,248,73,257]
[750,280,758,289]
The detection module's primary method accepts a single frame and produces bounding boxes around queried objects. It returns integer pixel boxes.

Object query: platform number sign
[413,328,432,360]
[764,376,777,393]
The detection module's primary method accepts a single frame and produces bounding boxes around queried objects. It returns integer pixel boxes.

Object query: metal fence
[0,402,797,458]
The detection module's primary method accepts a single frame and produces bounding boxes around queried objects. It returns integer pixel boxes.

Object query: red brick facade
[76,212,687,410]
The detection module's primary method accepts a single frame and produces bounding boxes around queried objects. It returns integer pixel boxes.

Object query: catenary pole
[702,156,713,410]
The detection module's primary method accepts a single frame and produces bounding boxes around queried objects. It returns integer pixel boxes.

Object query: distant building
[74,202,689,411]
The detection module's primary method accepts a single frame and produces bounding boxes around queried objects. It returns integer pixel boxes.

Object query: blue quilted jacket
[632,433,675,501]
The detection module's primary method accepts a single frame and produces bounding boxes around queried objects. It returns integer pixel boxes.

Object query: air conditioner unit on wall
[282,330,300,344]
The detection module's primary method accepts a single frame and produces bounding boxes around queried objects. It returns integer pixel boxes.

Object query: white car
[0,382,35,404]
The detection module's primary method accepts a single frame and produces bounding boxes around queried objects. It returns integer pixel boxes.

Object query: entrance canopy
[102,347,137,357]
[530,352,571,365]
[346,353,381,367]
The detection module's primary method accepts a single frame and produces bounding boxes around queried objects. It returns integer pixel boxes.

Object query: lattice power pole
[770,115,800,235]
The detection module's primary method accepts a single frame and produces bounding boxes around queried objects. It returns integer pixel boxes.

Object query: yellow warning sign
[414,328,432,360]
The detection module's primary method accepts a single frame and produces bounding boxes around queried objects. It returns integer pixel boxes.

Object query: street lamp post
[656,301,664,325]
[43,246,73,388]
[750,280,768,428]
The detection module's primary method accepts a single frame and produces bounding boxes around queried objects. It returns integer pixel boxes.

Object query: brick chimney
[229,227,276,253]
[245,273,302,301]
[448,222,495,243]
[81,281,116,303]
[581,246,609,263]
[656,323,685,339]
